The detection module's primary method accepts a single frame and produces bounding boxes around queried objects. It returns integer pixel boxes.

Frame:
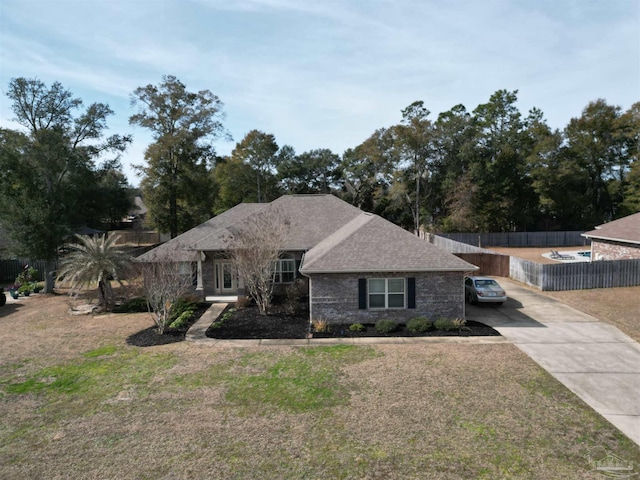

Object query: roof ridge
[302,212,375,270]
[193,203,268,249]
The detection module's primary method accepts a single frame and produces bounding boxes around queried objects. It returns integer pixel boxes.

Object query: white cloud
[1,0,638,186]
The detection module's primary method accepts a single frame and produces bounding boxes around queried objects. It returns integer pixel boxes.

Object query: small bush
[169,296,197,320]
[169,310,193,330]
[375,319,396,334]
[220,307,236,323]
[451,317,469,331]
[407,317,432,334]
[113,297,149,313]
[349,323,365,332]
[279,279,307,314]
[311,318,330,333]
[16,266,39,285]
[434,317,468,332]
[434,317,453,331]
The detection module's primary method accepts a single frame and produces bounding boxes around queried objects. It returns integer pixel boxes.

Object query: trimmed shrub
[434,317,468,332]
[349,323,365,332]
[164,296,200,330]
[434,317,453,331]
[169,310,193,330]
[407,317,432,334]
[113,297,148,313]
[169,296,197,318]
[375,319,396,333]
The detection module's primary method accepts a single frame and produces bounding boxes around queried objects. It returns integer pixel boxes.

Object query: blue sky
[1,0,638,186]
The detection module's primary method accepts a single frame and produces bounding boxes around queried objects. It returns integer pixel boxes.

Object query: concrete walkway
[465,278,640,447]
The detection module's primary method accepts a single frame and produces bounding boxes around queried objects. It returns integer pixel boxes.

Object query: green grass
[2,341,639,479]
[175,345,379,413]
[0,345,177,416]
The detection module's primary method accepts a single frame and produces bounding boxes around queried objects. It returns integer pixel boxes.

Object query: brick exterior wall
[308,271,465,324]
[592,240,640,261]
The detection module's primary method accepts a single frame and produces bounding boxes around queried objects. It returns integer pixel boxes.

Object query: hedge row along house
[138,194,478,323]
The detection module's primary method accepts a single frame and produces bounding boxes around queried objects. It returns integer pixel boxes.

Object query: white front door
[214,260,237,294]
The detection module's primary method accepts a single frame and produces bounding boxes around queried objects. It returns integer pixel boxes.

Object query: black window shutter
[358,278,367,309]
[407,277,416,309]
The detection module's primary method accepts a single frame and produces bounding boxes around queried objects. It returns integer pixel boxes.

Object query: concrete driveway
[466,278,640,447]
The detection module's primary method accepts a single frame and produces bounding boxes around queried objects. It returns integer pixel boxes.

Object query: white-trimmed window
[272,258,296,284]
[368,278,405,309]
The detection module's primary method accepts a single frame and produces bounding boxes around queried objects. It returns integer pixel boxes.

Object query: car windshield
[475,279,498,287]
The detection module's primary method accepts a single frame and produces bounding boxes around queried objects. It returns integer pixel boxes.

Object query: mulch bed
[311,321,500,338]
[126,303,209,347]
[126,302,500,346]
[206,306,310,339]
[206,305,500,340]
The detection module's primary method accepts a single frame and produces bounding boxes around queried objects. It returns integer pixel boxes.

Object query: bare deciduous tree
[227,207,289,315]
[137,250,193,333]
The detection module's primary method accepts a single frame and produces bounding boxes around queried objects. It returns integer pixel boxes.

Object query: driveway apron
[466,278,640,447]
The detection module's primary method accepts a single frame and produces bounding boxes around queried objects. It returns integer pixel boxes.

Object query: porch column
[196,251,204,292]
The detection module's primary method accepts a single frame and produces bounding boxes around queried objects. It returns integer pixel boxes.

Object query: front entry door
[215,261,237,294]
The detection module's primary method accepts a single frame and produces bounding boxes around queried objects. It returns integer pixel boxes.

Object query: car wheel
[467,292,477,305]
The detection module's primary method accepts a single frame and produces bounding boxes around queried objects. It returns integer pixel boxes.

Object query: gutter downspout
[298,251,313,323]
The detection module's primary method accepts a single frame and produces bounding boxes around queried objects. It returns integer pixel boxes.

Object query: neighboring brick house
[138,194,477,323]
[582,212,640,260]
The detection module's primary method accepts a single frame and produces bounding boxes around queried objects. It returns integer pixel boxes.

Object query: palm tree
[57,233,131,310]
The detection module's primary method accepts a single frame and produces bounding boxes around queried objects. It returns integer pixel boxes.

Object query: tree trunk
[43,259,56,294]
[98,280,114,310]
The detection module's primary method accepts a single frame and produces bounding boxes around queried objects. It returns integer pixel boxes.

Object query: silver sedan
[464,276,507,305]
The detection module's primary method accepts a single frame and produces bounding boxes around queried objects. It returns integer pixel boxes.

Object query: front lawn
[1,293,638,479]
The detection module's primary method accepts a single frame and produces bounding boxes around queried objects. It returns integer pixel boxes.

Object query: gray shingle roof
[185,194,363,252]
[137,194,478,273]
[300,212,478,273]
[582,212,640,245]
[136,203,265,261]
[269,194,363,250]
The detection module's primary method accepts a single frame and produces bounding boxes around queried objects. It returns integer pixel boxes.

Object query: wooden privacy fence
[455,253,510,277]
[432,234,640,290]
[428,234,494,254]
[437,231,588,248]
[428,235,510,277]
[510,257,640,291]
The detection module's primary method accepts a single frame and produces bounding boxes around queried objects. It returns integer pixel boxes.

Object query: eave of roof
[581,233,640,245]
[581,211,640,245]
[301,266,478,274]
